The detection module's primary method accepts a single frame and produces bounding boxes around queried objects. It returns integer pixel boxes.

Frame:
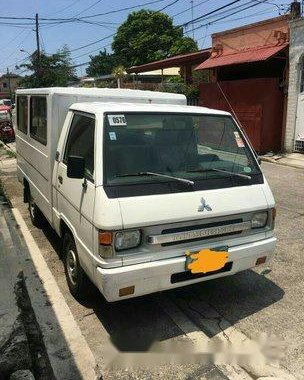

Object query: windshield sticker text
[108,115,127,126]
[234,131,245,148]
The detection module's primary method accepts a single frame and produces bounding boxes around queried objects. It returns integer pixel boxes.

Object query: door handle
[58,175,63,184]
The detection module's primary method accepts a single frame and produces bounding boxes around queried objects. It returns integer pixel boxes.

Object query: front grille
[162,219,242,234]
[161,219,243,246]
[171,262,233,283]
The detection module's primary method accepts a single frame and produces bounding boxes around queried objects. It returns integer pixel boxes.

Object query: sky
[0,0,292,76]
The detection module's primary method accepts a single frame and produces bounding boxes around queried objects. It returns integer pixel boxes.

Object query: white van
[16,87,276,302]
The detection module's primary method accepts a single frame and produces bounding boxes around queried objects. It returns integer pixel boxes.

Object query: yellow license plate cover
[185,246,229,274]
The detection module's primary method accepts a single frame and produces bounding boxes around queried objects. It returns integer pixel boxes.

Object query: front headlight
[251,211,268,228]
[115,230,141,251]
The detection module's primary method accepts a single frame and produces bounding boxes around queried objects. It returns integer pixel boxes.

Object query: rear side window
[17,96,28,134]
[64,113,95,181]
[30,96,47,145]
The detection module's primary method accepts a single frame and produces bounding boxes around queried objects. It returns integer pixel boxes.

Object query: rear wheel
[63,232,91,300]
[28,193,44,227]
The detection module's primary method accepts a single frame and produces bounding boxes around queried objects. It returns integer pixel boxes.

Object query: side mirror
[67,155,85,179]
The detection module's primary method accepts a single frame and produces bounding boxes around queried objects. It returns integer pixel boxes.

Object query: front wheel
[28,193,44,227]
[63,232,91,300]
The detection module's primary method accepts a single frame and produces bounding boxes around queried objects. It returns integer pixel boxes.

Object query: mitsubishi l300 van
[16,88,276,302]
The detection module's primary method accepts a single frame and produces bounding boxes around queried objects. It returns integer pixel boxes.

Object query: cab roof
[69,101,232,116]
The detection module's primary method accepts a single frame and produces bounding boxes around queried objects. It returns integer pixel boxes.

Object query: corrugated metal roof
[195,43,288,70]
[127,49,211,73]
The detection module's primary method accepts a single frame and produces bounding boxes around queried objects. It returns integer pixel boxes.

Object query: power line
[0,29,26,50]
[186,0,269,34]
[70,32,115,53]
[158,0,181,12]
[180,0,243,27]
[46,0,84,16]
[72,42,112,60]
[171,0,213,18]
[72,0,104,17]
[0,0,168,22]
[66,0,168,20]
[69,0,183,55]
[0,30,32,68]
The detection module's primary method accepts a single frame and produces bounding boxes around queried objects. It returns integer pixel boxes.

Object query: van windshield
[104,112,261,187]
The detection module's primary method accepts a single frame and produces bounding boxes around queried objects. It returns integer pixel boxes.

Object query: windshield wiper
[115,171,195,186]
[187,167,251,180]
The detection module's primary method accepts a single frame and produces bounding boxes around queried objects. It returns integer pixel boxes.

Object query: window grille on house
[295,139,304,152]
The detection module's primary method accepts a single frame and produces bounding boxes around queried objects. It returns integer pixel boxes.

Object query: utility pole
[6,67,12,99]
[191,0,195,40]
[35,13,41,86]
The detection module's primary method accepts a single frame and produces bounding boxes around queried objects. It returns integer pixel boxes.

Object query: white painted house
[285,16,304,152]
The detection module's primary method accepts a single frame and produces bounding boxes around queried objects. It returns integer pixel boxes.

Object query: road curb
[260,157,304,170]
[0,141,16,155]
[11,208,98,380]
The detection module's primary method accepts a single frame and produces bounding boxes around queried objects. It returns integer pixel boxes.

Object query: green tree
[169,36,198,56]
[86,49,118,77]
[112,10,198,67]
[18,46,76,88]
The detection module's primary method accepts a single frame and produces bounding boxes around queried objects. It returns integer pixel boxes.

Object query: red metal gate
[199,78,284,153]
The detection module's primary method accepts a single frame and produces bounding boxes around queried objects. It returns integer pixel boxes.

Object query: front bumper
[95,237,276,302]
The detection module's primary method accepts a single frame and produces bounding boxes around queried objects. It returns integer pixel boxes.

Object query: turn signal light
[98,231,113,245]
[119,286,135,297]
[272,207,276,221]
[256,256,267,265]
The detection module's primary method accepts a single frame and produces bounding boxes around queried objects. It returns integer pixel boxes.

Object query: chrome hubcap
[29,198,35,218]
[67,249,78,286]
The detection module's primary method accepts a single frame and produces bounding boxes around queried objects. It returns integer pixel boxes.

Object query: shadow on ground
[40,216,284,352]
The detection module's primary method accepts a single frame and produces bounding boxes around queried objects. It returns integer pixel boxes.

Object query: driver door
[56,112,96,277]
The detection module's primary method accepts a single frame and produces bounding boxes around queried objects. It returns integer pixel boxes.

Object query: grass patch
[5,149,16,159]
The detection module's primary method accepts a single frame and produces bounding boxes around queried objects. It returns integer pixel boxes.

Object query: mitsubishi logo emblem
[198,197,212,212]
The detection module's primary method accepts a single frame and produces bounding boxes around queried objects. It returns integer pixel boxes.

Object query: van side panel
[16,94,53,224]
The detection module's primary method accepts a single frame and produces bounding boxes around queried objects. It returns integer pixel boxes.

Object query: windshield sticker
[234,131,245,148]
[108,114,127,126]
[109,132,117,141]
[244,166,252,173]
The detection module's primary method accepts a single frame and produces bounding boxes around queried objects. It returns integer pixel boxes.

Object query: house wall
[212,16,289,54]
[285,17,304,152]
[0,75,20,98]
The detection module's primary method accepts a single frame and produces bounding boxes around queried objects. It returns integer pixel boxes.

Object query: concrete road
[1,151,303,379]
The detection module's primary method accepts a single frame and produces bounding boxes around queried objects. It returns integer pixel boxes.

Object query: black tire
[62,232,91,300]
[28,193,44,228]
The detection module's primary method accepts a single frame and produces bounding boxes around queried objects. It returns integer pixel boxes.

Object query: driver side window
[64,113,95,182]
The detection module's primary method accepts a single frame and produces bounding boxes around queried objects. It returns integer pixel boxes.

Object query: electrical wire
[171,0,213,18]
[72,42,112,59]
[185,0,269,34]
[70,32,115,52]
[158,0,181,12]
[0,30,32,68]
[180,0,243,27]
[0,29,27,50]
[73,0,104,17]
[47,0,84,16]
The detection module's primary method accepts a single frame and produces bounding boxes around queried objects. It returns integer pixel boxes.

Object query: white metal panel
[16,87,187,105]
[117,185,269,229]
